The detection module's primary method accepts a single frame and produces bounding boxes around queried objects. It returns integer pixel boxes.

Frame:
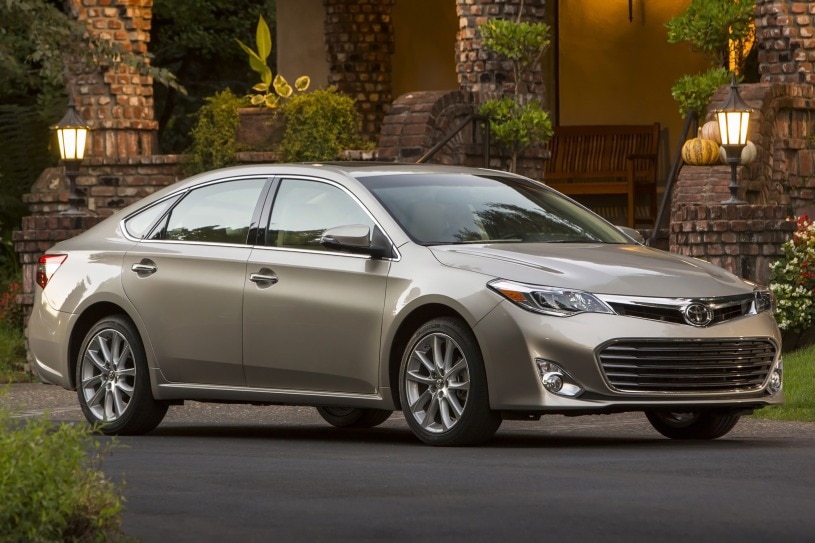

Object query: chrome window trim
[119,174,271,243]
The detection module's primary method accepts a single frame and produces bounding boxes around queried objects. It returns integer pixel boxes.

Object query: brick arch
[377,90,476,163]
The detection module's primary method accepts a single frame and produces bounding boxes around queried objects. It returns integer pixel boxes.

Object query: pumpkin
[719,140,757,165]
[700,120,722,144]
[682,137,720,165]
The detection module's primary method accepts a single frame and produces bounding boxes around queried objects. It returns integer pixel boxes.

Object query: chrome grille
[599,339,776,393]
[602,293,757,327]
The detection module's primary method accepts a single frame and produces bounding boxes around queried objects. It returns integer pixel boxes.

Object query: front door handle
[249,268,278,286]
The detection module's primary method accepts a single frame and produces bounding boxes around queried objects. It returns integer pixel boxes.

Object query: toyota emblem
[684,303,713,327]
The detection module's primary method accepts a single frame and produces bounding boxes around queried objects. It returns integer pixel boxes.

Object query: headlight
[488,279,614,317]
[753,289,775,314]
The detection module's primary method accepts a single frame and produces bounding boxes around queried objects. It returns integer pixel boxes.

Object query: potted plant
[234,15,310,149]
[478,11,553,172]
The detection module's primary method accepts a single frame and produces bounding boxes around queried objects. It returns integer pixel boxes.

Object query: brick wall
[455,0,547,98]
[670,205,794,285]
[756,0,815,84]
[67,0,158,159]
[324,0,396,141]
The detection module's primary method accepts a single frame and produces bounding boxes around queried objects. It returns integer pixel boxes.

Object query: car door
[122,177,269,386]
[243,177,390,394]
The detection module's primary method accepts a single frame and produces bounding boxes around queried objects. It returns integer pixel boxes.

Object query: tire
[316,406,393,428]
[399,317,502,446]
[75,315,168,435]
[645,410,741,440]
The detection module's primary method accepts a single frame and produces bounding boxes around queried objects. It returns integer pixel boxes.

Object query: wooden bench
[543,123,660,228]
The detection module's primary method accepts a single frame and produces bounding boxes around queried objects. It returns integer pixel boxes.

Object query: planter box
[236,108,285,150]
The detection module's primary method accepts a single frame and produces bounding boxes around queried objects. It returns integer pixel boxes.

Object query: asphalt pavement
[4,382,815,543]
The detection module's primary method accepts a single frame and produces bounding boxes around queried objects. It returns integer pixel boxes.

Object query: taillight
[36,254,67,289]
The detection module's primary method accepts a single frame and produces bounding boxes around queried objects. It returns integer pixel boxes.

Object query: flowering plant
[769,215,815,332]
[0,280,22,331]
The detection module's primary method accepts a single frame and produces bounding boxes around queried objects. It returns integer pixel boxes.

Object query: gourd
[719,140,757,165]
[700,120,722,144]
[682,137,720,165]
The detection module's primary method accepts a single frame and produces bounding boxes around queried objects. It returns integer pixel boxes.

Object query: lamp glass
[716,110,750,147]
[57,126,88,161]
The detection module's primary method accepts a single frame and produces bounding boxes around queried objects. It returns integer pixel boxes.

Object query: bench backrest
[544,123,660,178]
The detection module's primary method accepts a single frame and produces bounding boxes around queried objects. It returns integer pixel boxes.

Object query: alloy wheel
[79,328,137,423]
[404,332,470,434]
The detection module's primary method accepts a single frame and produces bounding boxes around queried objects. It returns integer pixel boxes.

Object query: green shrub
[0,407,124,541]
[278,87,363,162]
[184,88,247,176]
[670,66,732,118]
[666,0,755,69]
[0,275,27,383]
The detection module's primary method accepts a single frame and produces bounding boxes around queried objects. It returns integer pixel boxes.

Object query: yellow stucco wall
[392,0,459,98]
[559,0,710,155]
[277,0,330,88]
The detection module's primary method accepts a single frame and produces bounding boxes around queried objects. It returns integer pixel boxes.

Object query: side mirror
[616,226,645,245]
[320,224,394,259]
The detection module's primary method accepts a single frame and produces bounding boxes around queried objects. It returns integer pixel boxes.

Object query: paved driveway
[3,382,815,542]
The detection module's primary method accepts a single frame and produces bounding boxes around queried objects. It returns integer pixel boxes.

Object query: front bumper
[474,301,784,412]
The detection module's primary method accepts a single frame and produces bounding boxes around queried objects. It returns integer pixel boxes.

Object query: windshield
[357,172,631,245]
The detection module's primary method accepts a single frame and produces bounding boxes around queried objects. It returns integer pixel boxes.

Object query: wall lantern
[714,74,752,205]
[51,98,90,215]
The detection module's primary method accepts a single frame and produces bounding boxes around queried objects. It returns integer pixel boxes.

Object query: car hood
[430,243,752,298]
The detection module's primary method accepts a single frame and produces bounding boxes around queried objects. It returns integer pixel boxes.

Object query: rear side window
[123,197,178,239]
[154,178,267,244]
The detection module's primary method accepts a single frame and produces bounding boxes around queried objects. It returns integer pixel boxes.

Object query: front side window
[268,179,374,250]
[155,178,267,244]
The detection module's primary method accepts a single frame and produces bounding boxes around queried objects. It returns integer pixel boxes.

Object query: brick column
[324,0,395,141]
[455,0,547,98]
[67,0,158,159]
[756,0,815,84]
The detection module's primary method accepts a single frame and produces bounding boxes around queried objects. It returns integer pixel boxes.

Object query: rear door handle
[130,261,157,276]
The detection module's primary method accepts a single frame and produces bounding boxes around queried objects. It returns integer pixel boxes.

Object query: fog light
[542,372,564,393]
[535,359,583,398]
[767,361,783,394]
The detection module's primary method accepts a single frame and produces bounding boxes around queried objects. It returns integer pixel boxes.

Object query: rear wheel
[76,316,168,435]
[645,410,741,440]
[399,317,501,446]
[316,406,393,428]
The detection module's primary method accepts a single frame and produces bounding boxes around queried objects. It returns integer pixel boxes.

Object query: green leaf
[273,74,293,98]
[256,15,272,62]
[252,83,269,92]
[236,39,268,75]
[294,76,311,92]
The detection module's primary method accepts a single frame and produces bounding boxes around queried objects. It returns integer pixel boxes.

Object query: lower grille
[599,339,776,393]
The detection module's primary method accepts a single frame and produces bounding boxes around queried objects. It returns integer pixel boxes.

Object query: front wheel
[316,406,393,428]
[76,315,168,435]
[399,317,501,446]
[645,410,741,440]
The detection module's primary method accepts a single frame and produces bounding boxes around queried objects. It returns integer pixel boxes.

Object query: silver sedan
[28,163,783,445]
